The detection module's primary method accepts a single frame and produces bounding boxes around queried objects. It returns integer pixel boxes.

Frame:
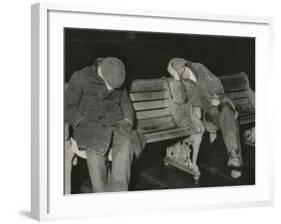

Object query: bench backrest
[128,78,177,138]
[219,72,255,125]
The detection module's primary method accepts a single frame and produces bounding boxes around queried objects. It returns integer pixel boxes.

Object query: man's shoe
[227,149,242,179]
[227,149,242,168]
[231,170,242,179]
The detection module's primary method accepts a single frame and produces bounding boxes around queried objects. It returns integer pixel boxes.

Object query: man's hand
[193,107,202,120]
[211,94,220,106]
[112,119,133,136]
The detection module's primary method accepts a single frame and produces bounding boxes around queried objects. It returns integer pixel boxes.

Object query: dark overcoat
[65,62,134,155]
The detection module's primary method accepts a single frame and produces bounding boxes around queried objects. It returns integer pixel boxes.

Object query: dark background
[64,28,255,90]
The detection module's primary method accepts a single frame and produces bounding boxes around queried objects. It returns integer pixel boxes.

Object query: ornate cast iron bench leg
[164,132,203,180]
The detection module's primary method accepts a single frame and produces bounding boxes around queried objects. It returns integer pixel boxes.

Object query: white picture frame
[31,2,274,221]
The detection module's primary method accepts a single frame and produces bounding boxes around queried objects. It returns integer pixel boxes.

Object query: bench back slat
[129,90,170,102]
[138,121,177,134]
[129,79,168,92]
[136,108,171,120]
[235,102,255,113]
[137,115,173,128]
[137,115,176,136]
[226,90,249,100]
[132,99,170,111]
[231,98,251,106]
[239,113,255,125]
[219,72,250,93]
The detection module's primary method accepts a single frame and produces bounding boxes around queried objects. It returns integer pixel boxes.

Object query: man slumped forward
[167,58,242,178]
[65,57,135,192]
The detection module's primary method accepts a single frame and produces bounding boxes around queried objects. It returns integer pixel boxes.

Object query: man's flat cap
[168,58,188,75]
[101,57,126,89]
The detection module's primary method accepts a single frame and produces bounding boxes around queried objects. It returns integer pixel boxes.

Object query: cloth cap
[100,57,126,89]
[168,58,188,76]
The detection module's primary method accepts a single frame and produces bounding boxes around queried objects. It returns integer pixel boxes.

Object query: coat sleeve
[197,64,238,114]
[120,89,135,125]
[65,72,85,128]
[197,63,225,98]
[169,79,187,104]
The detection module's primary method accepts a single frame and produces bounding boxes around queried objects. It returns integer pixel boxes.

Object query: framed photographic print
[31,2,274,221]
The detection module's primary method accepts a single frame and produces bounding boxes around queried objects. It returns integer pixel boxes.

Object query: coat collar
[86,62,118,98]
[85,62,105,86]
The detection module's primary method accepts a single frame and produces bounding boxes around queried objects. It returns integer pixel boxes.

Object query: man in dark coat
[65,57,135,192]
[167,58,242,178]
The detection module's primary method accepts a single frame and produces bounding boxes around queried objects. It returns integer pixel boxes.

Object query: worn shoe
[227,149,242,168]
[231,170,242,179]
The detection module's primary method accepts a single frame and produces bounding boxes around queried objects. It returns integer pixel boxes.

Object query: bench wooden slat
[139,121,177,134]
[231,98,250,106]
[137,115,173,128]
[226,90,249,100]
[236,103,254,112]
[239,114,255,125]
[219,72,249,92]
[129,90,170,102]
[239,110,255,117]
[144,127,197,143]
[129,79,168,92]
[133,99,170,111]
[136,108,171,120]
[238,109,255,116]
[239,113,255,119]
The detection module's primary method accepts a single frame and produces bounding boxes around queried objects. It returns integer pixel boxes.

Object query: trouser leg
[86,149,108,192]
[64,144,74,194]
[108,130,133,192]
[219,105,242,167]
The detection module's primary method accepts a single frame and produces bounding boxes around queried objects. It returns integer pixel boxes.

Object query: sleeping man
[167,58,243,178]
[65,57,135,192]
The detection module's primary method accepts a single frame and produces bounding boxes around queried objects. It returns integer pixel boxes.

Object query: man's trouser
[206,104,242,167]
[219,105,242,167]
[85,128,133,192]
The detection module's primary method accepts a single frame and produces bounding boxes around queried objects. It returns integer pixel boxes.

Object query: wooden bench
[129,78,198,144]
[128,72,255,179]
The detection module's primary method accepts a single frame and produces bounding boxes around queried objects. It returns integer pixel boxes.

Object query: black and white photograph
[64,28,255,194]
[27,1,277,221]
[1,0,280,222]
